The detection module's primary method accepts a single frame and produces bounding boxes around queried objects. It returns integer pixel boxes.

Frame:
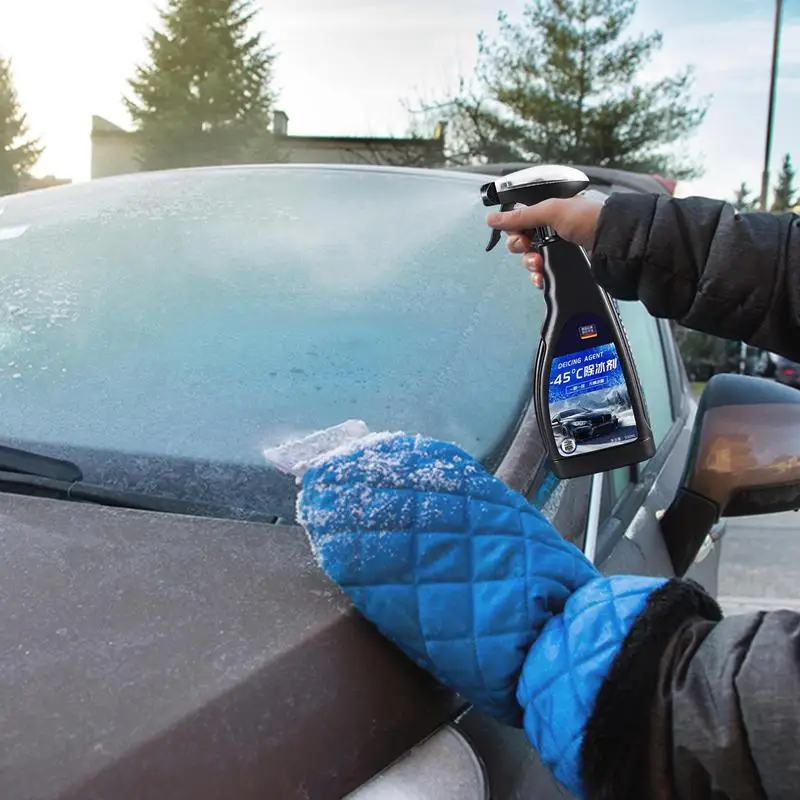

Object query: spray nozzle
[482,165,590,252]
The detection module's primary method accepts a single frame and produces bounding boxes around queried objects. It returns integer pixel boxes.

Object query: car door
[591,301,723,594]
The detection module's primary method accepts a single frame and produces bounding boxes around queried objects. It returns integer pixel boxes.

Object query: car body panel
[596,324,722,597]
[0,492,459,800]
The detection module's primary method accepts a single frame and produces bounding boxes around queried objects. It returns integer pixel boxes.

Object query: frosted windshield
[0,166,542,469]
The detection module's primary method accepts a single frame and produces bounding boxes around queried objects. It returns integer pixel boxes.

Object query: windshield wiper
[0,444,83,482]
[0,470,280,524]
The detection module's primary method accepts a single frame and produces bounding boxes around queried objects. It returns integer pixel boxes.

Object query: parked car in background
[775,356,800,389]
[0,164,795,800]
[671,326,731,382]
[752,349,778,379]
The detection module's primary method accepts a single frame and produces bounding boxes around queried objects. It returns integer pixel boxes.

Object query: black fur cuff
[580,578,722,800]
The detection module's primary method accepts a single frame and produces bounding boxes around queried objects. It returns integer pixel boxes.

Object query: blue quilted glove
[298,433,666,798]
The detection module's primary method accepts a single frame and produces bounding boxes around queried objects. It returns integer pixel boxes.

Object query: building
[19,175,72,192]
[90,111,447,180]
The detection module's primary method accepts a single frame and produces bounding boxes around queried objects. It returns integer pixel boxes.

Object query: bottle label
[548,313,639,458]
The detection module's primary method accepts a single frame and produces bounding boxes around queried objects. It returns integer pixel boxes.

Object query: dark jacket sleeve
[590,193,800,362]
[580,579,800,800]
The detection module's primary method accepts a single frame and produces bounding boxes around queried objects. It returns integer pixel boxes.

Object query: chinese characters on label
[550,356,618,385]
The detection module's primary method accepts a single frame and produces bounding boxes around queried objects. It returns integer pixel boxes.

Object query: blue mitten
[298,433,667,798]
[516,574,666,796]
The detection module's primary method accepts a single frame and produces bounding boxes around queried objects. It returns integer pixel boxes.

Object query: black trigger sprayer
[481,165,654,479]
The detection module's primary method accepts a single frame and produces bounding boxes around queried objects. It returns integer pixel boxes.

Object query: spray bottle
[482,165,654,479]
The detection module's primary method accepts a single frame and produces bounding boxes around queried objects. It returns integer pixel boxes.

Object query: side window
[605,301,675,508]
[608,466,633,507]
[617,301,674,445]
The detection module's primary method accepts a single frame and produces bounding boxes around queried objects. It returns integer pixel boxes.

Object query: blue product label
[548,315,638,458]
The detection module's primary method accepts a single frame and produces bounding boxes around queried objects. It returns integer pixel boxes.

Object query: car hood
[0,494,456,800]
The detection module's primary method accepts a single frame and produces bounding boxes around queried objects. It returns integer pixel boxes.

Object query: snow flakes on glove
[297,433,598,726]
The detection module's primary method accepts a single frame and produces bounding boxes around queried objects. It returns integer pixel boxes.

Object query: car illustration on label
[551,407,621,442]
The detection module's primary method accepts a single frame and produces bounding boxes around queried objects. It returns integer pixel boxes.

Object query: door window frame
[593,318,692,563]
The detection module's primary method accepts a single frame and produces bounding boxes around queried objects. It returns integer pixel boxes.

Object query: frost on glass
[0,167,543,474]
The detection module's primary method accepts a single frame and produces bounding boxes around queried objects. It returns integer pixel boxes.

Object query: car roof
[447,163,673,195]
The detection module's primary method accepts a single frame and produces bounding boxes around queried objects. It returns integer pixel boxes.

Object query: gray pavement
[718,511,800,615]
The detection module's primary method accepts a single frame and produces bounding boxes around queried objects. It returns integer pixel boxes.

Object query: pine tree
[0,56,43,195]
[414,0,708,178]
[771,153,796,212]
[732,181,757,212]
[124,0,280,170]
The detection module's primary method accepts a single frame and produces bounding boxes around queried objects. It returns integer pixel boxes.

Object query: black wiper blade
[0,471,279,524]
[0,444,82,482]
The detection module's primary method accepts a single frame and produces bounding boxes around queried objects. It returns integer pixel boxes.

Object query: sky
[1,0,798,199]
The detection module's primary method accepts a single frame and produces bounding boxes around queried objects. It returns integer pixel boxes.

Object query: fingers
[524,251,544,290]
[523,251,542,272]
[489,201,556,293]
[486,199,560,232]
[500,233,545,291]
[503,233,544,290]
[488,196,604,292]
[488,196,603,252]
[506,234,530,254]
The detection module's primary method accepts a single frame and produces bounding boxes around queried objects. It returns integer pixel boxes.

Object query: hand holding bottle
[486,196,605,289]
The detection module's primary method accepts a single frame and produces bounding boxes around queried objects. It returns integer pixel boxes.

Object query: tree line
[732,154,797,213]
[3,0,708,192]
[0,0,795,211]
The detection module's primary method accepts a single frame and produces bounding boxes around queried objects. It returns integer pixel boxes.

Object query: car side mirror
[661,373,800,576]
